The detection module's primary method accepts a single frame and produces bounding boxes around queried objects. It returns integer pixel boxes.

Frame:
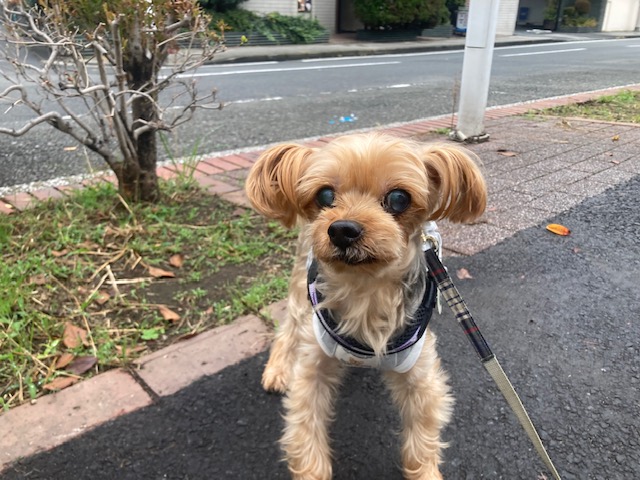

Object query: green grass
[0,178,296,411]
[539,89,640,123]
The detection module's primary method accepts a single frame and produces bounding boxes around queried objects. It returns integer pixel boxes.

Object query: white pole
[451,0,501,143]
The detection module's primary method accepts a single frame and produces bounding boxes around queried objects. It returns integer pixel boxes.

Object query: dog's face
[245,133,486,273]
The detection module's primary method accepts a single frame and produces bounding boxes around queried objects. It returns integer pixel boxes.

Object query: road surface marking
[174,61,401,78]
[500,48,586,57]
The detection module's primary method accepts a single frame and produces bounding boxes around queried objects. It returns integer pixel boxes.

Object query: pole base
[449,130,491,143]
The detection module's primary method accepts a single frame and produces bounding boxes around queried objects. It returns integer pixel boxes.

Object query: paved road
[2,37,640,192]
[3,173,639,479]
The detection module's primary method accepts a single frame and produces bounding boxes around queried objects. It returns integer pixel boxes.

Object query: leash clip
[422,221,443,314]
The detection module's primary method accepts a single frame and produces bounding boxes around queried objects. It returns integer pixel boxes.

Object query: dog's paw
[261,366,288,393]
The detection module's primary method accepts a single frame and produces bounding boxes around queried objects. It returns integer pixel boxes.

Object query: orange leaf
[148,266,175,278]
[43,376,79,391]
[55,352,75,370]
[63,322,88,348]
[546,223,571,236]
[456,268,474,280]
[158,305,180,322]
[169,254,184,268]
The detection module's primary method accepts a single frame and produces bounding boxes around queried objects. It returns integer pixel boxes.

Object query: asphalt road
[3,169,639,479]
[2,37,640,192]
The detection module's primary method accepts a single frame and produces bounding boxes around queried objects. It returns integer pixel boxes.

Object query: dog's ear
[245,143,314,228]
[421,144,487,223]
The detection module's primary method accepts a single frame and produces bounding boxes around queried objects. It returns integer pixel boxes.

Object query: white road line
[626,45,640,48]
[500,47,586,57]
[174,61,401,78]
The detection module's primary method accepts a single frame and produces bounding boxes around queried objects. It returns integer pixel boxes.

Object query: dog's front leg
[281,341,344,480]
[262,251,309,393]
[383,332,454,480]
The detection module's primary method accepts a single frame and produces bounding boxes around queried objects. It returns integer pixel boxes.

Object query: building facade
[242,0,640,35]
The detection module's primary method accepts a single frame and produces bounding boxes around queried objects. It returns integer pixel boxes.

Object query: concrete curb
[1,85,640,472]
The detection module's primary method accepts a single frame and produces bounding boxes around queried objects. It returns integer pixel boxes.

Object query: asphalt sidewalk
[0,32,640,479]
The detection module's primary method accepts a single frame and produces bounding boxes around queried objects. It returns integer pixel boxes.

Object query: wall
[496,0,519,34]
[242,0,297,16]
[242,0,337,33]
[601,0,640,31]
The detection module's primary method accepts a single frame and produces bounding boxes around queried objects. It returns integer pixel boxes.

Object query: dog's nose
[328,220,363,249]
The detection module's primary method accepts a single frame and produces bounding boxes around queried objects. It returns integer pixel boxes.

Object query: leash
[422,230,562,480]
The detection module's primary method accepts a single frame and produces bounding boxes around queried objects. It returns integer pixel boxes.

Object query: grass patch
[0,179,296,411]
[539,89,640,123]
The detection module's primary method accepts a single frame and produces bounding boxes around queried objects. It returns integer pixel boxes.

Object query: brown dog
[245,132,487,479]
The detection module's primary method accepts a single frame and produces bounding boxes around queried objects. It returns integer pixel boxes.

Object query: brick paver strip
[1,192,35,211]
[223,154,254,169]
[135,315,270,397]
[201,156,242,172]
[0,369,152,470]
[29,187,67,202]
[0,202,14,215]
[194,161,224,175]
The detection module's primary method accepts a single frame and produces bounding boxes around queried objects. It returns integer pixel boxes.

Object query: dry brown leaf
[148,266,175,278]
[94,291,111,305]
[546,223,571,236]
[158,305,180,322]
[43,376,78,391]
[66,356,97,375]
[611,160,620,165]
[612,135,620,142]
[456,268,474,280]
[29,274,47,285]
[115,344,147,355]
[169,254,184,268]
[63,322,88,348]
[51,249,69,257]
[497,150,518,157]
[55,352,75,370]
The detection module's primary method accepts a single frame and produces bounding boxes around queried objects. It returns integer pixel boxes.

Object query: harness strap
[424,247,562,480]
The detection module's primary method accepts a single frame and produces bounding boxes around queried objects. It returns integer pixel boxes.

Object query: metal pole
[451,0,501,143]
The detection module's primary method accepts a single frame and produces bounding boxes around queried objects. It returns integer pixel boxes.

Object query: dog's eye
[316,187,336,208]
[384,189,411,214]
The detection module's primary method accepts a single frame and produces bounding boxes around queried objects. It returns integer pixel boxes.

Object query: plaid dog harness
[307,224,441,373]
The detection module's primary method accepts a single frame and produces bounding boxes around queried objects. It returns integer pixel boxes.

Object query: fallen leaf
[43,376,78,391]
[63,322,88,348]
[115,344,147,355]
[611,160,620,165]
[546,223,571,236]
[158,305,180,322]
[63,146,78,151]
[612,135,620,142]
[148,266,175,278]
[572,247,582,254]
[54,352,75,370]
[66,356,97,375]
[497,150,518,157]
[51,249,69,257]
[29,273,47,285]
[169,254,184,268]
[456,268,474,280]
[94,291,111,305]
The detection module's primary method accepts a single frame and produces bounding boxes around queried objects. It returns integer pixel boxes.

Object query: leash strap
[424,248,562,480]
